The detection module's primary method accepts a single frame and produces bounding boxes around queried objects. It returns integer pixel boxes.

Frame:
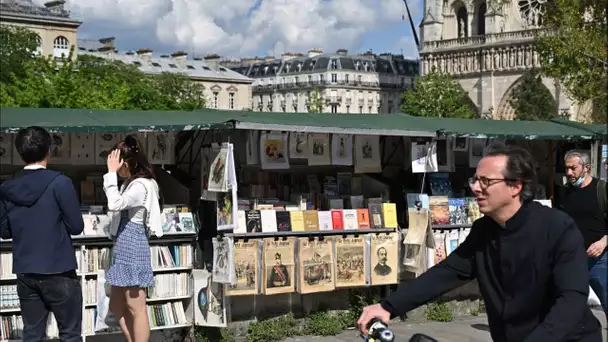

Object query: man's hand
[587,236,607,258]
[357,303,391,335]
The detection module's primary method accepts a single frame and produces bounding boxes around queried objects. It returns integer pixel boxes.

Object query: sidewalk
[281,309,607,342]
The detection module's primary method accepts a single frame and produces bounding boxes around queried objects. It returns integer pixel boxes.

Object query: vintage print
[208,145,228,192]
[298,238,335,294]
[212,237,235,284]
[289,132,308,159]
[263,238,296,295]
[331,134,353,166]
[147,132,174,165]
[95,132,123,165]
[308,133,330,165]
[227,240,259,296]
[403,209,429,270]
[411,141,438,173]
[216,191,236,231]
[193,269,227,327]
[50,133,70,164]
[354,135,381,173]
[261,132,289,169]
[370,233,399,285]
[335,236,367,288]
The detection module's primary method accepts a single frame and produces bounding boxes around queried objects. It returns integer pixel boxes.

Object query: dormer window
[203,66,211,70]
[152,62,161,67]
[330,59,337,69]
[187,65,195,69]
[264,66,269,74]
[219,67,227,71]
[285,63,291,72]
[169,64,178,68]
[355,61,360,71]
[364,62,369,72]
[297,63,302,72]
[133,61,141,66]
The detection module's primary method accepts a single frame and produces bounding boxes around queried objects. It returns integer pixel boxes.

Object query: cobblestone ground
[281,309,607,342]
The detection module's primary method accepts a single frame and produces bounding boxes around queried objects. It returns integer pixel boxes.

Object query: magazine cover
[262,238,296,295]
[370,233,399,285]
[335,236,367,288]
[227,240,259,296]
[297,238,335,294]
[260,132,289,169]
[192,269,227,327]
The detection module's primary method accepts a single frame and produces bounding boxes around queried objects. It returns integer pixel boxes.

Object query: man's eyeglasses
[468,176,515,189]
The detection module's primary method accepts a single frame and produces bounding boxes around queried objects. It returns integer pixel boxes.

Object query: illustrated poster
[147,132,174,165]
[0,133,13,165]
[298,238,335,294]
[208,145,228,192]
[262,238,295,295]
[370,233,399,285]
[216,192,237,231]
[49,132,70,164]
[260,132,289,169]
[331,134,353,166]
[192,269,227,327]
[95,132,123,165]
[227,240,259,296]
[335,236,367,288]
[354,135,381,173]
[212,236,236,284]
[70,133,95,165]
[403,209,429,271]
[289,132,308,160]
[307,133,331,165]
[411,141,438,173]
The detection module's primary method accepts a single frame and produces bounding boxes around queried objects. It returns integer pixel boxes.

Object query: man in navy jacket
[0,126,84,341]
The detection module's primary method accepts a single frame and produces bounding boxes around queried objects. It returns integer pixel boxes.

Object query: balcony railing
[422,29,545,52]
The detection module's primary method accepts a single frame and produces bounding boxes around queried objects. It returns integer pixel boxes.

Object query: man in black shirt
[358,146,601,342]
[560,150,607,313]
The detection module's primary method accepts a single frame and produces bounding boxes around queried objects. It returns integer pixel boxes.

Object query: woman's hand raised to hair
[107,149,123,173]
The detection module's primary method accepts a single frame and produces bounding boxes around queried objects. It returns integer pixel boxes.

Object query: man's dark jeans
[17,270,83,341]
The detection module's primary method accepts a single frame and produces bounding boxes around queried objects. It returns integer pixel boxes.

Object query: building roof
[77,42,253,84]
[0,0,70,19]
[225,51,419,78]
[0,107,602,141]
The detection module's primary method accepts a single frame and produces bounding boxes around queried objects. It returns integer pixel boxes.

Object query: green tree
[401,71,476,118]
[535,0,607,123]
[0,25,39,85]
[306,87,325,113]
[1,27,206,110]
[509,70,558,121]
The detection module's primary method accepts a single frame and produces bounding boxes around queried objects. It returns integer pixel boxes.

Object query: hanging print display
[49,132,70,164]
[262,238,296,295]
[331,134,353,166]
[192,269,227,327]
[334,236,368,288]
[411,140,438,173]
[370,233,399,285]
[289,132,308,160]
[95,132,123,165]
[227,240,260,296]
[208,145,229,192]
[246,130,260,165]
[212,236,236,284]
[147,132,174,165]
[70,133,95,165]
[297,237,335,294]
[307,133,331,165]
[260,132,289,169]
[354,135,381,173]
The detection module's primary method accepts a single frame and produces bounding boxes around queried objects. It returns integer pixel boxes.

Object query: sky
[40,0,424,60]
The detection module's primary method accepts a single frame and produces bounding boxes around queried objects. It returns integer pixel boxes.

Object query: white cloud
[394,35,420,59]
[40,0,422,57]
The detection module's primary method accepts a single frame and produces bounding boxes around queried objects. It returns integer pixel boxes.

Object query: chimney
[171,50,188,68]
[336,48,348,56]
[203,53,221,68]
[98,37,116,55]
[136,48,153,61]
[308,48,323,58]
[281,52,298,62]
[44,0,66,15]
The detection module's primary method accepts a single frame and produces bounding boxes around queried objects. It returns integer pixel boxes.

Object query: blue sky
[65,0,423,60]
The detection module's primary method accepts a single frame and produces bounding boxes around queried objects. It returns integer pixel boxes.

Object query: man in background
[560,149,608,314]
[359,145,601,342]
[0,126,84,341]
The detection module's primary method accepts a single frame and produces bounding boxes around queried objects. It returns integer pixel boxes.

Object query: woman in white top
[103,135,161,342]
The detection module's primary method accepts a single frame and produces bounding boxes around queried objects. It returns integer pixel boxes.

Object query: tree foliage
[0,26,206,110]
[306,87,325,113]
[509,70,558,121]
[0,25,39,85]
[535,0,607,123]
[400,72,476,118]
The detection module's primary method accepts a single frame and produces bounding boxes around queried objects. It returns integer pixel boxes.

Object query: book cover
[317,211,333,231]
[349,195,365,209]
[465,197,481,224]
[178,212,196,232]
[235,210,247,234]
[331,210,344,230]
[275,211,292,232]
[356,209,371,229]
[328,198,344,209]
[448,198,468,225]
[303,210,320,231]
[382,203,398,229]
[428,173,452,196]
[260,210,278,233]
[368,203,383,228]
[290,211,305,232]
[429,196,450,226]
[246,210,262,233]
[342,209,358,230]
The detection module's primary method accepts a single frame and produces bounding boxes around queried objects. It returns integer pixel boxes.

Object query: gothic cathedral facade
[418,0,587,121]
